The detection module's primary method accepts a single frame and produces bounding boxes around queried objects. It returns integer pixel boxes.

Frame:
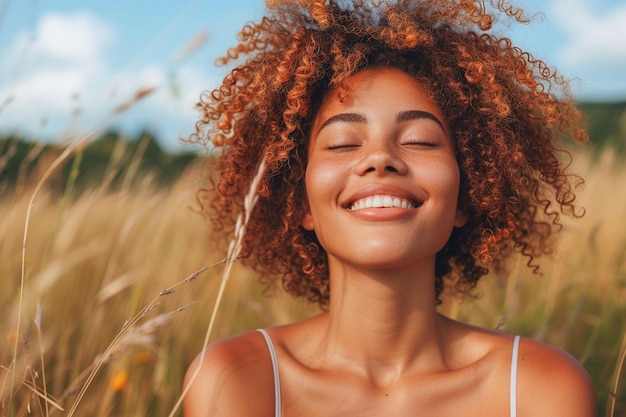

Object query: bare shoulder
[517,337,597,417]
[182,330,275,417]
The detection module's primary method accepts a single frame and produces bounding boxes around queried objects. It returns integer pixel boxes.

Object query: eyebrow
[317,110,445,134]
[317,113,366,132]
[395,110,445,130]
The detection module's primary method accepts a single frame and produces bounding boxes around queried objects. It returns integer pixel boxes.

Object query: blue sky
[1,0,625,151]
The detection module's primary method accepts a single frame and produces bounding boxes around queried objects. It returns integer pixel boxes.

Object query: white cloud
[3,12,113,75]
[37,12,113,63]
[551,0,626,70]
[0,11,217,151]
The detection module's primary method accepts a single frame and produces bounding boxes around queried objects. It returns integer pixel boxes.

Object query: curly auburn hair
[189,0,587,308]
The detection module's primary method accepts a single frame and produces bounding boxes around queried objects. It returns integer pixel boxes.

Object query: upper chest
[275,353,512,417]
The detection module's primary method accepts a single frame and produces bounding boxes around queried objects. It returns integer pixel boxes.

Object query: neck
[314,257,447,386]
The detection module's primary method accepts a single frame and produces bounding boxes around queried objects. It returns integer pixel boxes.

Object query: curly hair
[188,0,587,308]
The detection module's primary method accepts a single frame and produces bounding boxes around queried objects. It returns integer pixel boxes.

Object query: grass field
[1,139,624,416]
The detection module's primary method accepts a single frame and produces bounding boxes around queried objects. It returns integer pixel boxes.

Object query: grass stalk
[169,156,267,417]
[33,304,50,417]
[609,334,626,417]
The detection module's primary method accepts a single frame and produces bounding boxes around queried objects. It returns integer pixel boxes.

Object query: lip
[341,184,426,211]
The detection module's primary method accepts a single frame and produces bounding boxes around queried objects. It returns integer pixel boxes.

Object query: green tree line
[0,129,199,194]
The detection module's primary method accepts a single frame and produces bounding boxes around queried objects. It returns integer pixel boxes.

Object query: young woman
[183,1,597,415]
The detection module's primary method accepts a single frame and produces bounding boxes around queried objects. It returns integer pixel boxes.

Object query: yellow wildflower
[110,371,129,393]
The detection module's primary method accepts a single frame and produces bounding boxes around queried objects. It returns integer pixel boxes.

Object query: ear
[302,211,315,231]
[454,209,468,228]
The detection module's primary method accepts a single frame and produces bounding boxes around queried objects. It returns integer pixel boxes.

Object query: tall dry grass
[0,146,307,416]
[0,140,624,416]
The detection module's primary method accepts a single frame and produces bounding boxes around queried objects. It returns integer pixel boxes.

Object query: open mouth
[347,194,422,211]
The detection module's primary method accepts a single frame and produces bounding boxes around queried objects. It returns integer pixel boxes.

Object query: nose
[356,141,408,176]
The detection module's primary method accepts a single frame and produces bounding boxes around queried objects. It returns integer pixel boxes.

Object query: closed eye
[402,140,437,147]
[328,144,360,150]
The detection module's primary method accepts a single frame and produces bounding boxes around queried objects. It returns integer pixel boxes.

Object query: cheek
[423,157,460,192]
[302,158,345,233]
[427,159,463,217]
[304,160,342,205]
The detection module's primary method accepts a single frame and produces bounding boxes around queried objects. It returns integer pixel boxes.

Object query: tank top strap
[257,329,282,417]
[510,335,521,417]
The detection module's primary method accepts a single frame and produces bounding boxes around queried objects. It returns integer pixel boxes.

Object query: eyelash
[327,144,359,150]
[402,141,437,147]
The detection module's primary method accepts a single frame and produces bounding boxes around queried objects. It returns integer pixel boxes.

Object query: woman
[184,1,597,415]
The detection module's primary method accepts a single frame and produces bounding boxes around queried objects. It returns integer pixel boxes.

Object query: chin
[342,248,436,271]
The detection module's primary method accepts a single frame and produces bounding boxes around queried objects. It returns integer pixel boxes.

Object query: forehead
[310,67,448,136]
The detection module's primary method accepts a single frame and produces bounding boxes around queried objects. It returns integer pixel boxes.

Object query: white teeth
[349,195,416,211]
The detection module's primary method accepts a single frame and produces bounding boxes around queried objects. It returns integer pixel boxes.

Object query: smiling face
[303,67,466,273]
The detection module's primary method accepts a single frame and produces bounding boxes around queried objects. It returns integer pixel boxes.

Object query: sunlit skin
[183,68,597,417]
[303,67,467,273]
